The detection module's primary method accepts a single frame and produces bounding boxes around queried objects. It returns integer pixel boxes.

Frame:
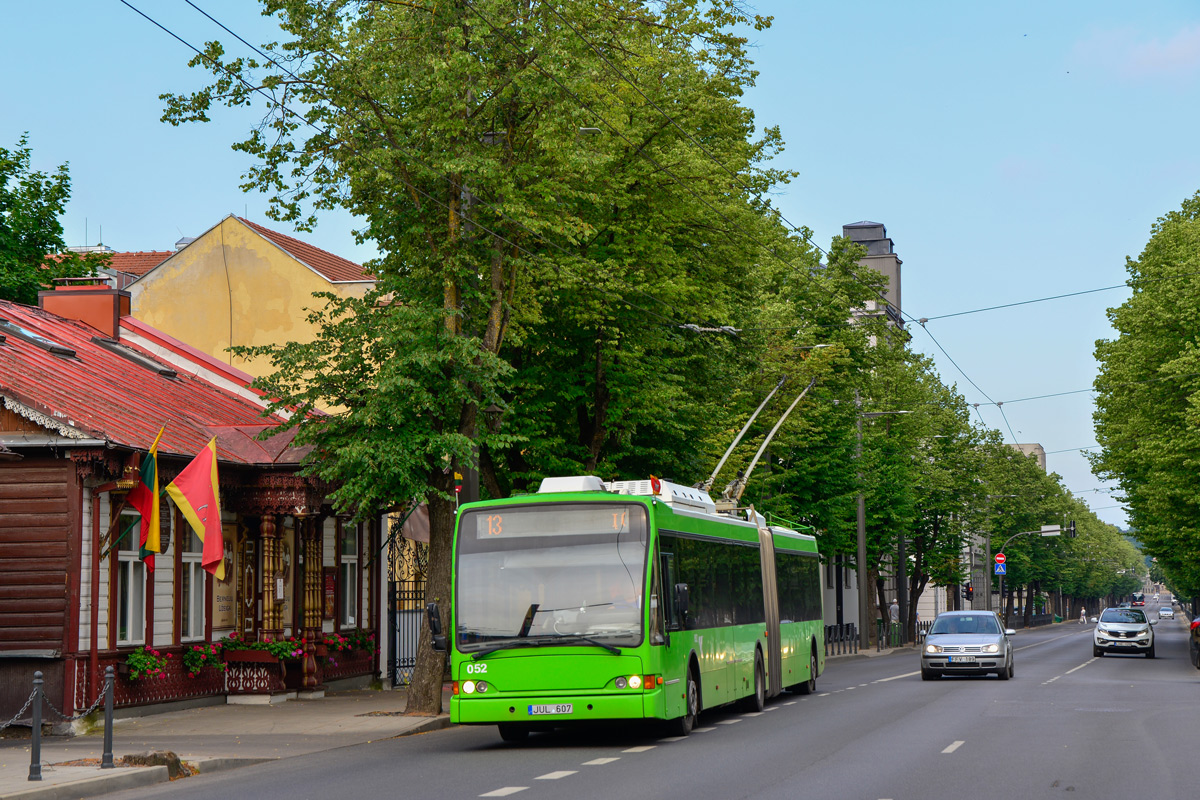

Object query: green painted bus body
[447,488,824,728]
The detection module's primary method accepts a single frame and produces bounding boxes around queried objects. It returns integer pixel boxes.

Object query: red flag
[126,427,164,571]
[165,437,225,580]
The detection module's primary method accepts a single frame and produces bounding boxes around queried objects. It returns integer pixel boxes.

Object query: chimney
[39,280,131,339]
[175,236,196,250]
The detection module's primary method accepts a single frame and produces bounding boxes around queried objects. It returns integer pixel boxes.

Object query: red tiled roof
[108,251,174,276]
[0,300,305,466]
[238,218,374,283]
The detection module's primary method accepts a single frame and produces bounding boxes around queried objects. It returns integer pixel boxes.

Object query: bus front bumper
[452,688,663,725]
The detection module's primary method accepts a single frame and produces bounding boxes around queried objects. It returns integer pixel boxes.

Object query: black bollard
[101,666,114,768]
[28,671,42,781]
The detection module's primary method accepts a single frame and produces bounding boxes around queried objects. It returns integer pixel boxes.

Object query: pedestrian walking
[1079,607,1087,624]
[889,599,899,624]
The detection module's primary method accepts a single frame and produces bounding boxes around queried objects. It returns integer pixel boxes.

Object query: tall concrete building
[843,221,904,329]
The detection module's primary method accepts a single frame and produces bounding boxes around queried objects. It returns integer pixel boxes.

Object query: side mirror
[1005,629,1016,636]
[674,583,690,617]
[1150,619,1158,626]
[427,602,448,652]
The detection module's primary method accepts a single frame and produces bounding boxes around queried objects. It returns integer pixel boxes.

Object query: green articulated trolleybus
[427,474,824,742]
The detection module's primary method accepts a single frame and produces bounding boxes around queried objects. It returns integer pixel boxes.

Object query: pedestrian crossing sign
[994,563,1006,575]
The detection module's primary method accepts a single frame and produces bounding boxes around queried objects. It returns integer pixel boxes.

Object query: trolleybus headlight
[476,681,488,693]
[628,675,642,690]
[462,680,476,694]
[615,677,628,689]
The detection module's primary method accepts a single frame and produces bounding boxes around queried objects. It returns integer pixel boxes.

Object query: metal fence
[824,623,859,657]
[388,578,426,687]
[0,667,116,781]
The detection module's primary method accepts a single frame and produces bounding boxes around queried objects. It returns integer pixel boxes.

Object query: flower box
[223,649,282,664]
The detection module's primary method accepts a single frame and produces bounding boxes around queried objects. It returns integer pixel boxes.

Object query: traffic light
[1068,520,1076,538]
[964,583,974,601]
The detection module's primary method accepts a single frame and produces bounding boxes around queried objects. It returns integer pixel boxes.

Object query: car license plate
[948,656,976,663]
[528,703,573,715]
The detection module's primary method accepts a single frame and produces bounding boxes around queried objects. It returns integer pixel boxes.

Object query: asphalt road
[106,618,1200,800]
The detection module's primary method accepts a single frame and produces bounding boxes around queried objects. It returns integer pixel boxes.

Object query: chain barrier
[0,688,37,732]
[42,687,107,723]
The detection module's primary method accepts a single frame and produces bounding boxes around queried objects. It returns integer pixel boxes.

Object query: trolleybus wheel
[742,653,765,712]
[667,665,699,737]
[796,648,818,695]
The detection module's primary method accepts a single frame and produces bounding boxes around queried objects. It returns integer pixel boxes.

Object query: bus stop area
[0,687,450,800]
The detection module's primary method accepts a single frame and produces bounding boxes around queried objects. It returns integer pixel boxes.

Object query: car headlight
[1096,625,1108,634]
[925,644,942,654]
[984,643,999,654]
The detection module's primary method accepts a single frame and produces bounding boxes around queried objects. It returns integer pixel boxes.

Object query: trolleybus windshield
[455,503,648,652]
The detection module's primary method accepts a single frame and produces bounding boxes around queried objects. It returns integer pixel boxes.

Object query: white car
[1159,606,1175,619]
[1094,607,1156,658]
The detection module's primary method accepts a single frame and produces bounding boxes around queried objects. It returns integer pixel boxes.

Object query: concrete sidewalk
[0,687,450,800]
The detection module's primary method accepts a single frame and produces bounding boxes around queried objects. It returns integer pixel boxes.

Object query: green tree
[166,0,788,714]
[0,134,104,304]
[1092,191,1200,597]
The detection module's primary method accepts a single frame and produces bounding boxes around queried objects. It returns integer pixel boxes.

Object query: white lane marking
[582,757,620,765]
[1044,657,1097,684]
[818,692,832,697]
[480,788,527,797]
[692,727,716,733]
[743,711,764,717]
[1014,630,1092,652]
[716,718,742,725]
[1064,659,1096,675]
[764,706,779,711]
[535,771,577,780]
[845,686,855,690]
[859,683,870,687]
[874,671,921,683]
[622,745,656,753]
[942,740,965,754]
[659,735,689,742]
[782,701,797,706]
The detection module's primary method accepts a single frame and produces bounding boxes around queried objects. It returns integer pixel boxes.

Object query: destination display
[472,504,644,540]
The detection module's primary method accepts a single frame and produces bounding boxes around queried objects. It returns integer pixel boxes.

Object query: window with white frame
[181,527,205,640]
[115,511,146,646]
[340,525,359,627]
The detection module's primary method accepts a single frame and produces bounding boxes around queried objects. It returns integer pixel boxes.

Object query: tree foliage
[0,134,105,304]
[1093,191,1200,597]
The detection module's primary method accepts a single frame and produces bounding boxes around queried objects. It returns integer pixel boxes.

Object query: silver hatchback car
[921,610,1015,680]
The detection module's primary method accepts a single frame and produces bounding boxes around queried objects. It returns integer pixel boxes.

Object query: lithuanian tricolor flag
[126,426,164,572]
[165,437,225,580]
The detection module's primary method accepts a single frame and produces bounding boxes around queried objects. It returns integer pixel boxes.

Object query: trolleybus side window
[659,532,765,630]
[775,550,821,623]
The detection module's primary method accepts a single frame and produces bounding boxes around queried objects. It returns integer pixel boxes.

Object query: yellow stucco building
[128,215,374,379]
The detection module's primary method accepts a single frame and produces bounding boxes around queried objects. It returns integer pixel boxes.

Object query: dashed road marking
[582,757,620,765]
[622,745,656,753]
[659,735,689,742]
[1043,658,1097,685]
[716,718,742,725]
[818,692,832,697]
[743,711,764,717]
[692,727,716,733]
[942,740,965,754]
[874,671,921,683]
[764,706,779,711]
[535,771,576,780]
[782,701,797,706]
[480,788,527,797]
[1015,630,1092,652]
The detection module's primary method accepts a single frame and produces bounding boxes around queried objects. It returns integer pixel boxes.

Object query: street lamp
[994,525,1062,625]
[854,395,910,649]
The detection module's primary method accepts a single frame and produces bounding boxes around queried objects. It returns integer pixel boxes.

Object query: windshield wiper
[543,634,622,655]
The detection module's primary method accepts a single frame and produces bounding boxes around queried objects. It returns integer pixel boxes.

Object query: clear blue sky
[5,2,1199,529]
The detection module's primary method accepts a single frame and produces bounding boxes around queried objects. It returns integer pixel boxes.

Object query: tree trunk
[404,473,456,715]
